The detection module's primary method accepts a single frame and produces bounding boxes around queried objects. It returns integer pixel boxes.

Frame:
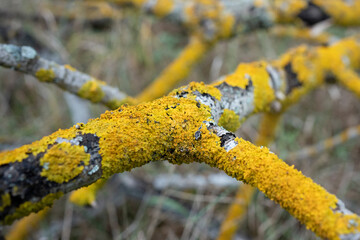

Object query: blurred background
[1,0,360,239]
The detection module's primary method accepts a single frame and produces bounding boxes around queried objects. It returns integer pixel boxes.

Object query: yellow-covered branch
[217,113,282,240]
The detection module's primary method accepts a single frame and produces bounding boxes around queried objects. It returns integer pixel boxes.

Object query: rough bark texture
[0,44,132,110]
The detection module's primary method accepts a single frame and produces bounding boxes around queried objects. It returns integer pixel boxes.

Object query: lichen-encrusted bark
[2,37,360,239]
[0,44,133,109]
[217,112,282,240]
[102,0,360,42]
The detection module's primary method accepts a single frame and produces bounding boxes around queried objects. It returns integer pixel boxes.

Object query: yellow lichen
[35,69,55,82]
[0,127,77,166]
[313,0,360,26]
[81,96,212,177]
[106,97,137,110]
[187,81,222,100]
[3,192,63,225]
[0,193,11,212]
[218,113,282,240]
[78,79,106,103]
[152,0,173,17]
[6,209,48,240]
[64,64,77,71]
[218,109,240,132]
[40,142,90,183]
[69,178,107,206]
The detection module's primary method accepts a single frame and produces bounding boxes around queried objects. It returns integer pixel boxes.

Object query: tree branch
[0,44,134,109]
[99,0,360,42]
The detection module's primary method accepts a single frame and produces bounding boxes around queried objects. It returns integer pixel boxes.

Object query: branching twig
[288,124,360,161]
[0,44,133,109]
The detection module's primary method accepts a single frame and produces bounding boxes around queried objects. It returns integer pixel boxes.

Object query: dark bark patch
[195,131,202,140]
[297,2,330,26]
[220,132,236,148]
[284,63,302,95]
[0,133,101,222]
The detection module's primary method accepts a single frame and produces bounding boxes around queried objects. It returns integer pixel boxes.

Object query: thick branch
[0,44,133,109]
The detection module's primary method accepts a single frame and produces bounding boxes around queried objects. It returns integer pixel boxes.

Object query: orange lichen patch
[6,208,48,240]
[313,0,360,26]
[0,127,77,165]
[0,193,11,212]
[106,97,137,110]
[187,81,222,100]
[78,79,106,103]
[136,37,212,103]
[69,178,107,206]
[235,62,276,112]
[215,72,249,89]
[152,0,174,17]
[218,109,240,132]
[218,113,282,240]
[64,64,77,71]
[201,137,360,238]
[271,0,307,23]
[81,96,212,177]
[40,142,90,183]
[3,192,63,225]
[35,68,55,82]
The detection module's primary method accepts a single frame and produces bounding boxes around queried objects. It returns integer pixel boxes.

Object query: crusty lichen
[218,109,240,132]
[40,142,90,183]
[3,192,63,225]
[0,127,77,165]
[202,136,360,239]
[82,96,213,177]
[106,97,137,110]
[218,112,282,240]
[78,79,106,103]
[35,68,55,82]
[0,193,11,212]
